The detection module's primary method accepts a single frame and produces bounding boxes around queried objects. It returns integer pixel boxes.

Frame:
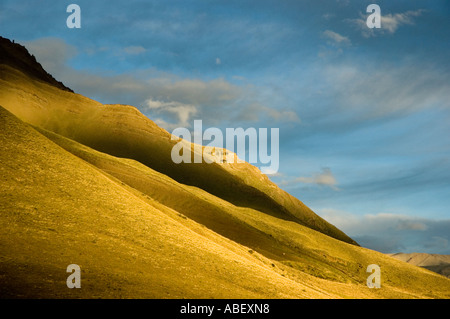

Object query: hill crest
[2,36,449,298]
[0,36,73,93]
[0,36,357,245]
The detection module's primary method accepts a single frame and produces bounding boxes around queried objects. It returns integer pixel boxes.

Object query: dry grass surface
[1,39,450,298]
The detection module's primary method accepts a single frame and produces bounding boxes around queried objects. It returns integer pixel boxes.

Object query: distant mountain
[1,35,449,298]
[388,253,450,278]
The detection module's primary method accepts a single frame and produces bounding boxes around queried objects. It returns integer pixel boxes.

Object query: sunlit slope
[2,104,448,298]
[0,62,355,245]
[33,126,450,299]
[2,37,450,299]
[1,104,338,298]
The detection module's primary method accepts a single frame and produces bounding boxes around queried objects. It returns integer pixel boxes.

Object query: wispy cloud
[348,9,425,37]
[23,37,301,131]
[321,61,450,124]
[381,10,425,33]
[144,99,197,129]
[319,30,351,57]
[281,167,339,190]
[322,30,351,46]
[7,2,450,258]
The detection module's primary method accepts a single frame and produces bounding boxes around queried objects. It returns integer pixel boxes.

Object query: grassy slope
[33,125,450,299]
[1,62,449,299]
[0,64,355,245]
[1,104,331,298]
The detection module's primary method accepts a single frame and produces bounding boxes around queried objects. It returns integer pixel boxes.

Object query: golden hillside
[1,37,449,298]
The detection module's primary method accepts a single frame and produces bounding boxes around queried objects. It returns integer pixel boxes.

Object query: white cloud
[320,30,350,57]
[281,167,338,190]
[20,37,305,131]
[381,10,425,33]
[215,57,221,65]
[322,30,351,46]
[348,9,425,37]
[144,99,198,128]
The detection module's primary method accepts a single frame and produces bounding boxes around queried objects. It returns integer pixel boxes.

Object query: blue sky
[1,0,450,254]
